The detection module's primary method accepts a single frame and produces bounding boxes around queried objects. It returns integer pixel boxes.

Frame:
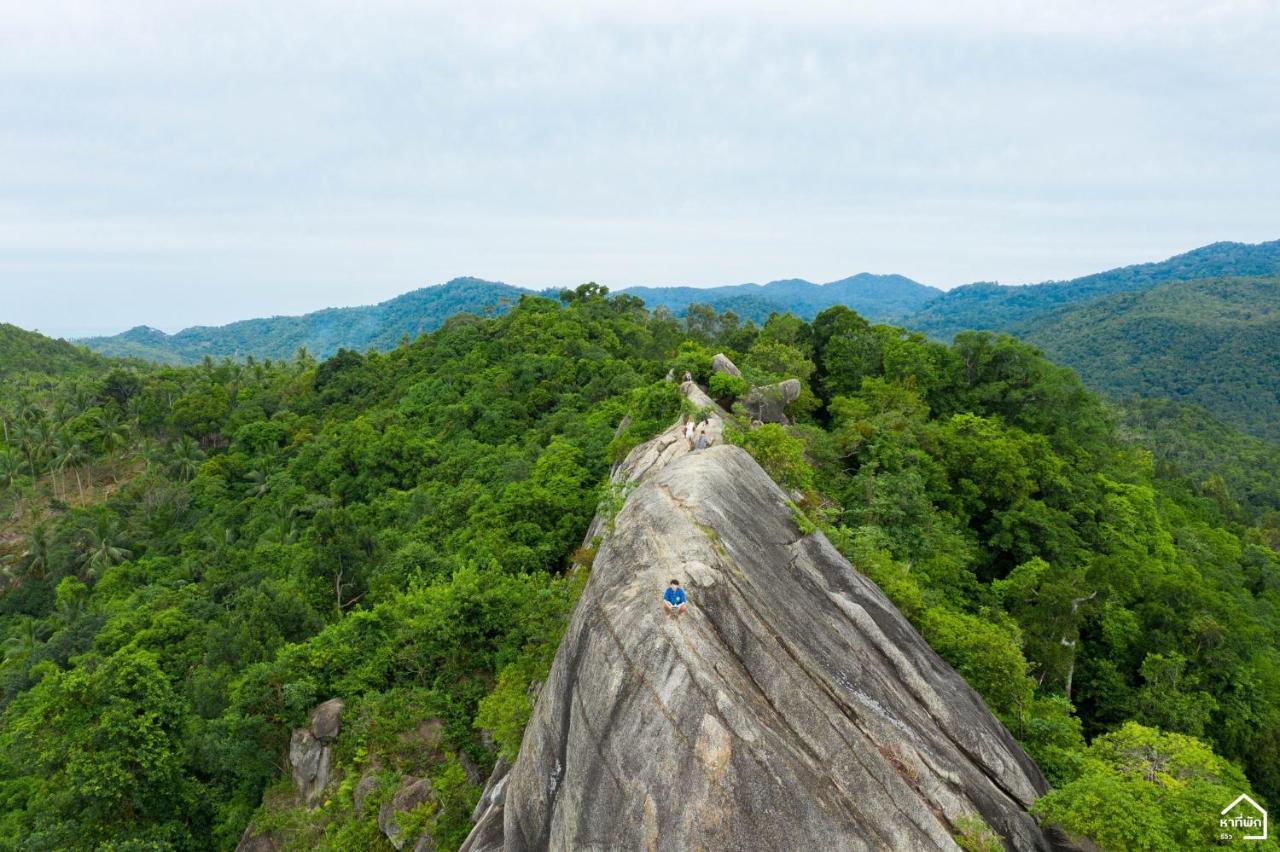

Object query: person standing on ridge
[684,418,696,450]
[695,430,710,450]
[663,579,688,619]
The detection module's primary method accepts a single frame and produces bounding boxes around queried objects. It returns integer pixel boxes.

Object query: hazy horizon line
[15,234,1274,341]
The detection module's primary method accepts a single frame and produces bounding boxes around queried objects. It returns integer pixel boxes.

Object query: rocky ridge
[463,381,1071,851]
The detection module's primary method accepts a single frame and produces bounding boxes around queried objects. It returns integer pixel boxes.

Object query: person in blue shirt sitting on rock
[663,579,688,620]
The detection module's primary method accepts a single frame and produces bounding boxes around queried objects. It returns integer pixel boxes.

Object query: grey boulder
[461,759,511,852]
[288,698,345,807]
[289,728,332,808]
[379,776,437,850]
[710,353,742,378]
[354,771,382,814]
[234,824,277,852]
[743,377,802,424]
[310,697,345,742]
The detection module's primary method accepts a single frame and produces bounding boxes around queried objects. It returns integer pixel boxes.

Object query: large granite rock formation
[289,698,345,807]
[465,386,1066,851]
[743,377,802,424]
[236,699,346,850]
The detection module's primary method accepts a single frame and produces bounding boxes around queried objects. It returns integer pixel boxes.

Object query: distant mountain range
[907,239,1280,340]
[78,240,1280,365]
[77,274,946,364]
[81,278,527,364]
[67,237,1280,439]
[626,240,1280,337]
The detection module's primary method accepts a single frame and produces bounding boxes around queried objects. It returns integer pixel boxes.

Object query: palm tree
[55,437,90,501]
[68,381,94,416]
[50,398,71,426]
[169,436,205,482]
[19,523,52,580]
[135,438,164,476]
[79,512,132,579]
[124,393,144,422]
[0,449,21,491]
[1,619,42,670]
[244,469,271,499]
[16,397,41,425]
[54,591,85,626]
[12,420,38,478]
[51,435,71,499]
[267,502,300,544]
[29,419,56,478]
[98,410,130,481]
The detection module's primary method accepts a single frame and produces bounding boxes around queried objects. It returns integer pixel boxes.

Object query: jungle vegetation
[1,289,1277,850]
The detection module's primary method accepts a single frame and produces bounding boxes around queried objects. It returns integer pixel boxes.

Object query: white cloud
[1,0,1277,335]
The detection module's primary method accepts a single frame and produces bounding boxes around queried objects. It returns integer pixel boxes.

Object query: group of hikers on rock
[678,370,715,451]
[684,417,712,451]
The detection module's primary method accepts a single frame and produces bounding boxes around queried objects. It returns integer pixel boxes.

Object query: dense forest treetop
[0,324,105,379]
[904,238,1280,340]
[1113,396,1280,524]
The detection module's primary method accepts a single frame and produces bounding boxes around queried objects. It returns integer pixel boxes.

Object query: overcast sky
[2,0,1278,337]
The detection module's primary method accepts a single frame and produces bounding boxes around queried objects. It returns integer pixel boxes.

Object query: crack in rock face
[464,386,1074,852]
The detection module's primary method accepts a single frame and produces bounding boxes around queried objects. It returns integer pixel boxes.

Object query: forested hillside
[1114,397,1280,525]
[0,324,104,379]
[2,292,1278,850]
[905,239,1280,340]
[80,278,526,364]
[1021,276,1280,441]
